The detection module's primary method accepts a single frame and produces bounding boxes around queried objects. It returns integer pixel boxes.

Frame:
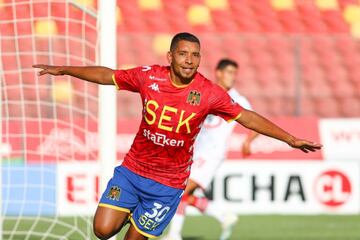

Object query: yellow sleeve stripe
[227,112,242,123]
[129,217,159,238]
[112,74,120,90]
[98,203,130,213]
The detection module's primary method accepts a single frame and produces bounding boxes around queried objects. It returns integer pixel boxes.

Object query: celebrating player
[163,58,258,240]
[33,32,322,240]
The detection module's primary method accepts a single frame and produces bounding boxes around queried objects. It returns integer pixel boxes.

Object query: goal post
[98,0,118,195]
[1,41,3,239]
[98,1,118,235]
[0,0,118,239]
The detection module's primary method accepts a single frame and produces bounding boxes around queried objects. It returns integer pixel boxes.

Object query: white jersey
[194,88,252,159]
[190,88,252,188]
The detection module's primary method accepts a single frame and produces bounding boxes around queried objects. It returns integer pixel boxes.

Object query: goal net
[1,0,103,239]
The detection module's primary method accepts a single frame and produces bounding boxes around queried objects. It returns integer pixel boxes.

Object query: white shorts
[190,151,224,189]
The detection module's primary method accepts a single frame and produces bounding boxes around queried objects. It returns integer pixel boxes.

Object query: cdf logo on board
[314,170,352,207]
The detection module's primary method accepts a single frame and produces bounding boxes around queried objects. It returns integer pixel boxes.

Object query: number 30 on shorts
[144,202,170,222]
[138,202,170,231]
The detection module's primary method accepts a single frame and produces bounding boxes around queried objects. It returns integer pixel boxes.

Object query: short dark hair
[170,32,200,51]
[216,58,238,70]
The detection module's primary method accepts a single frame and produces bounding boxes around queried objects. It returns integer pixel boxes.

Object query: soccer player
[33,32,321,240]
[163,58,258,240]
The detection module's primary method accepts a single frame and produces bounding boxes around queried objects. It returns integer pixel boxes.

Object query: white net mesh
[1,0,100,239]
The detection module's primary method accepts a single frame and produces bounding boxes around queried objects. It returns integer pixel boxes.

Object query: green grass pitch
[3,215,360,239]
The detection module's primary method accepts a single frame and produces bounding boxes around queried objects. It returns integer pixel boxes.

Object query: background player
[163,59,258,240]
[33,32,321,240]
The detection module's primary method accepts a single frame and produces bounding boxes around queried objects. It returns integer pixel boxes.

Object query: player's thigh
[130,180,184,238]
[124,224,148,240]
[93,205,129,235]
[94,166,139,236]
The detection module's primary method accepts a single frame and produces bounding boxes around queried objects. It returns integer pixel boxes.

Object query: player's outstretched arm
[32,64,114,85]
[236,109,322,153]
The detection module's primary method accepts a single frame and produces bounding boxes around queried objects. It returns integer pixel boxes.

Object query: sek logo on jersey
[143,129,184,147]
[144,100,196,134]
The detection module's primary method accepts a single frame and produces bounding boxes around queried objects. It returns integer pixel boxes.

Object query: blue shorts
[99,166,184,238]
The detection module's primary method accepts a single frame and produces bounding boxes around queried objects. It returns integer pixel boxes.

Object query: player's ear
[167,51,172,64]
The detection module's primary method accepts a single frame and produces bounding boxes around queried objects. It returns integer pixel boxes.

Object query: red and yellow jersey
[113,65,243,189]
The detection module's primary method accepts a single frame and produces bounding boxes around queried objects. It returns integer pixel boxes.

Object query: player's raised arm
[32,64,114,85]
[236,109,322,153]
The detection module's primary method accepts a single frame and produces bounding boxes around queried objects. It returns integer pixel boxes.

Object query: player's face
[167,40,201,81]
[216,65,238,90]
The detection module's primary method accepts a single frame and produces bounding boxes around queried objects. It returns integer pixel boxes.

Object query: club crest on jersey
[106,186,121,201]
[187,90,201,106]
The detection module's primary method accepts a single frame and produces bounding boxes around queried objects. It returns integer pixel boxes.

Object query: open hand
[288,138,322,153]
[33,64,64,76]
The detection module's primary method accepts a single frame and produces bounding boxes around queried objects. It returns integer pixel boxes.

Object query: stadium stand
[1,0,360,117]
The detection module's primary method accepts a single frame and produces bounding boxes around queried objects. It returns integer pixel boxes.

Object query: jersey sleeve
[112,66,147,92]
[208,86,244,122]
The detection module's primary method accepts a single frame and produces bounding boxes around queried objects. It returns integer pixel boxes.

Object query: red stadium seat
[7,103,23,117]
[142,10,171,32]
[1,55,18,71]
[51,2,67,18]
[338,0,359,9]
[300,98,316,116]
[339,97,360,117]
[353,81,360,97]
[267,97,284,116]
[3,0,360,118]
[297,0,321,19]
[306,81,333,98]
[319,54,342,72]
[238,67,256,82]
[277,10,305,33]
[315,98,340,117]
[117,93,142,117]
[326,67,349,85]
[236,82,260,98]
[247,97,270,116]
[259,17,284,32]
[322,11,349,33]
[312,37,335,53]
[335,37,357,53]
[212,10,238,32]
[331,81,355,98]
[348,68,360,84]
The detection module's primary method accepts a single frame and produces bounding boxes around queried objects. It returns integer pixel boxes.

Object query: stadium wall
[211,160,359,214]
[1,118,360,215]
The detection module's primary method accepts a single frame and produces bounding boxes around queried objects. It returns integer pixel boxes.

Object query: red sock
[190,196,209,213]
